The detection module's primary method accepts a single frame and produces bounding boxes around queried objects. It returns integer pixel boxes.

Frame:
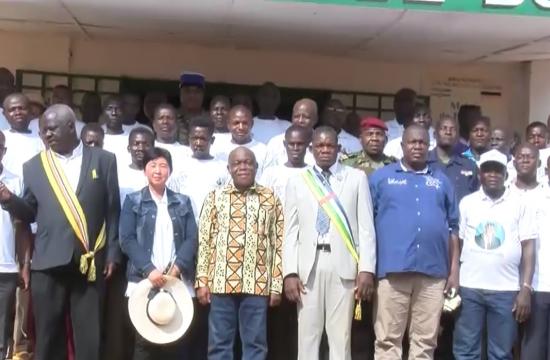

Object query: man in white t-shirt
[507,143,550,359]
[320,99,361,154]
[385,88,417,142]
[118,127,153,205]
[102,96,131,166]
[0,68,15,131]
[168,116,227,222]
[211,105,268,178]
[121,92,147,133]
[384,103,436,159]
[453,149,536,360]
[252,82,290,144]
[260,125,310,205]
[265,98,318,167]
[152,103,192,175]
[0,131,31,360]
[2,94,44,178]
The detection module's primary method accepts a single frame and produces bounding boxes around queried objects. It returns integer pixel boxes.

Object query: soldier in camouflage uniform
[177,72,208,145]
[341,116,396,176]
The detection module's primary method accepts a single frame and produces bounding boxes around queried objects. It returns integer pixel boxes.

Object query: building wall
[0,31,531,132]
[529,60,550,125]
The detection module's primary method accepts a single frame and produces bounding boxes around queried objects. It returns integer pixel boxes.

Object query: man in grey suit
[283,126,376,360]
[0,104,120,360]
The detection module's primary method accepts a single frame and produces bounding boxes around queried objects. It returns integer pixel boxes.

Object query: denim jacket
[119,186,198,283]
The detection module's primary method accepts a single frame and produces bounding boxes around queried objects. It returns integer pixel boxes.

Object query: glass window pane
[331,93,353,108]
[381,96,394,110]
[22,73,42,87]
[356,95,378,109]
[72,77,95,91]
[45,75,68,88]
[381,111,395,121]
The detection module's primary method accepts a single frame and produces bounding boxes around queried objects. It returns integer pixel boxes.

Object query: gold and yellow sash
[40,150,105,281]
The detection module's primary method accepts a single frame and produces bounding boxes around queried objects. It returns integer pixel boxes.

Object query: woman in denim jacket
[119,147,197,360]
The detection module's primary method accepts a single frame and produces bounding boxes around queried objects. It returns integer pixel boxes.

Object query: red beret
[360,117,387,131]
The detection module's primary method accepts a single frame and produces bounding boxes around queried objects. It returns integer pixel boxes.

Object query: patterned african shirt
[340,150,396,176]
[195,183,284,296]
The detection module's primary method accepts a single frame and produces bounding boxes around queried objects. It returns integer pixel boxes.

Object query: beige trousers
[297,251,355,360]
[374,273,445,360]
[13,287,30,354]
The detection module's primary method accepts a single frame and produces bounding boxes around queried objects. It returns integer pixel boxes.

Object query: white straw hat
[128,276,194,344]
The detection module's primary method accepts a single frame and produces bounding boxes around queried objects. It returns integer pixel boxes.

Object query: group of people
[0,65,549,360]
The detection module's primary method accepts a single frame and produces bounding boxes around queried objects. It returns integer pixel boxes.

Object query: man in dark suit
[0,104,121,360]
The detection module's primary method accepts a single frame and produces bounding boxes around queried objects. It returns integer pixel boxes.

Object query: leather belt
[316,244,331,252]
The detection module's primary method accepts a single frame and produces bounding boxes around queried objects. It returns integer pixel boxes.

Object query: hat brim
[128,276,194,344]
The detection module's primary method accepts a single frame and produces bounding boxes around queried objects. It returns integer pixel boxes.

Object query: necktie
[315,170,331,236]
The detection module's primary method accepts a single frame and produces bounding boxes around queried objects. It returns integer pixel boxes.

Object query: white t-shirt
[264,133,315,168]
[155,142,192,175]
[508,182,549,292]
[103,132,130,167]
[168,157,228,221]
[211,138,269,178]
[338,129,362,155]
[2,130,43,179]
[507,147,550,185]
[385,119,403,142]
[259,165,305,206]
[0,109,11,131]
[459,188,537,291]
[383,128,436,159]
[252,117,290,144]
[0,169,22,273]
[118,165,148,206]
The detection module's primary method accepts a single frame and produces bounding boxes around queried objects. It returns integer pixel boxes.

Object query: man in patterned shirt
[341,116,396,176]
[196,146,284,360]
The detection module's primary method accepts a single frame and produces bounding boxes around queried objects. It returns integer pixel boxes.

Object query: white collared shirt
[0,168,22,273]
[459,188,537,291]
[168,156,228,222]
[251,117,290,144]
[2,129,44,179]
[151,189,176,273]
[53,141,84,192]
[385,119,403,142]
[338,129,362,155]
[0,109,10,131]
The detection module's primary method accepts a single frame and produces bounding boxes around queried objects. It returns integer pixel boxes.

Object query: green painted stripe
[276,0,550,17]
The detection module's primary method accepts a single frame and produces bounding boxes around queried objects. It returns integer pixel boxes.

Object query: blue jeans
[453,287,518,360]
[208,294,268,360]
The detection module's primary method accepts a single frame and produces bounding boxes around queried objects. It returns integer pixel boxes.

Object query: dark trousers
[208,294,268,360]
[104,264,133,360]
[267,295,297,360]
[31,264,105,360]
[133,332,186,360]
[181,299,209,360]
[453,287,517,360]
[521,291,550,360]
[0,273,17,359]
[351,300,374,360]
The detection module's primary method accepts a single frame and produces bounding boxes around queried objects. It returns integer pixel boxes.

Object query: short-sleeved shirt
[427,149,479,202]
[369,162,459,279]
[340,151,396,176]
[459,188,537,291]
[0,168,22,273]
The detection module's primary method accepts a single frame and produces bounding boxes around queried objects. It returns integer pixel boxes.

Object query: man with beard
[341,117,395,176]
[0,104,120,360]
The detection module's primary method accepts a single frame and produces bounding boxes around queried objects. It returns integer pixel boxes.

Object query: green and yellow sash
[40,150,105,281]
[302,168,362,320]
[302,168,358,262]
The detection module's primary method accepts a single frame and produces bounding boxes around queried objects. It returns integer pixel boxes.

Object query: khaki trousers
[297,251,355,360]
[13,288,30,354]
[374,273,445,360]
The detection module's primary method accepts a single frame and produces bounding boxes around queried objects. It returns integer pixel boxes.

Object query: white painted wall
[0,31,530,132]
[529,60,550,125]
